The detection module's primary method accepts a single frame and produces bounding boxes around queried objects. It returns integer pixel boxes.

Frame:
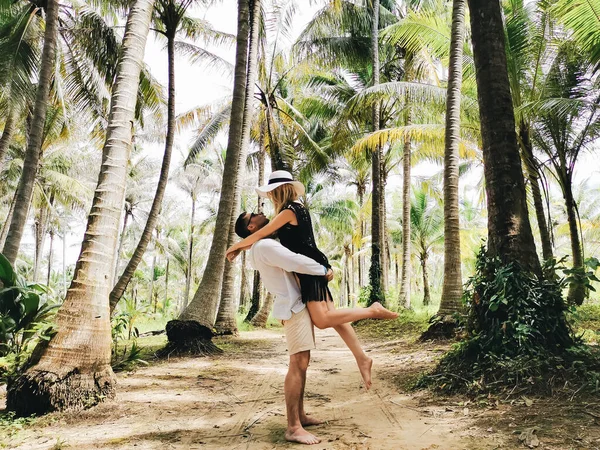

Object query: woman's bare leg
[327,302,374,389]
[306,300,397,330]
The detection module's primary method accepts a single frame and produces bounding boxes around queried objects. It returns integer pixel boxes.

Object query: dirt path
[2,328,502,449]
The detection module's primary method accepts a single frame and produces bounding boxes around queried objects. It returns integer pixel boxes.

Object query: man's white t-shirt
[248,239,327,320]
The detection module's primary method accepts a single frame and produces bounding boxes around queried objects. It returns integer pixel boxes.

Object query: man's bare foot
[285,427,321,445]
[300,414,324,427]
[369,302,399,320]
[358,357,373,390]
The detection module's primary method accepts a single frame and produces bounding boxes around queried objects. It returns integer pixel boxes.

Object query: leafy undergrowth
[419,250,600,399]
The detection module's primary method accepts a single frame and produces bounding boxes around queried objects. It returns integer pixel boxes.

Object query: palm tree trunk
[109,32,177,313]
[399,136,411,309]
[0,189,17,250]
[421,253,431,306]
[150,253,157,313]
[2,0,59,265]
[215,0,261,336]
[519,123,553,261]
[251,293,273,328]
[467,0,540,274]
[113,210,130,285]
[368,0,385,306]
[246,272,262,322]
[34,200,51,282]
[238,251,249,312]
[563,178,585,305]
[62,231,67,295]
[172,0,258,347]
[439,0,465,317]
[0,109,16,172]
[46,230,54,287]
[7,0,154,416]
[164,257,169,308]
[184,195,196,309]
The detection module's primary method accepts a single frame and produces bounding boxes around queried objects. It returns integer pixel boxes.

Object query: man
[234,210,398,445]
[234,211,329,445]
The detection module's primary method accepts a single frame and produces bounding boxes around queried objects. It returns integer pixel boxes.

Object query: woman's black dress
[278,202,332,303]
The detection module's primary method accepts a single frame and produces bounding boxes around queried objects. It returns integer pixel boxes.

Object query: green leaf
[0,254,16,286]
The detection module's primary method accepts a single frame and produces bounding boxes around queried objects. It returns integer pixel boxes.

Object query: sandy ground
[2,327,597,449]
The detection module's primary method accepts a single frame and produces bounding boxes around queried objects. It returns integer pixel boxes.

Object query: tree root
[7,367,116,417]
[156,320,223,358]
[419,315,461,341]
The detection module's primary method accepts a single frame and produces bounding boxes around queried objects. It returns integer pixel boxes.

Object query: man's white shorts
[283,307,315,355]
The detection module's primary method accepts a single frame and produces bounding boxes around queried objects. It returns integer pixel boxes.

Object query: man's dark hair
[235,212,251,238]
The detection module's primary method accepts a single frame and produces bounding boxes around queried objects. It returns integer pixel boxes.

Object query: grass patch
[0,411,37,442]
[353,309,430,341]
[571,302,600,344]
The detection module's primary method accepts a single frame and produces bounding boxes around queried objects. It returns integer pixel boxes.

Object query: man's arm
[256,240,328,276]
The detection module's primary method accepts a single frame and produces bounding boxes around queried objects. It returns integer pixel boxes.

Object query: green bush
[0,254,58,383]
[419,248,600,397]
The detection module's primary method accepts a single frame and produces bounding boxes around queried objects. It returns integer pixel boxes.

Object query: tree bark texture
[439,0,465,316]
[467,0,540,274]
[399,137,411,309]
[251,292,273,328]
[2,0,59,264]
[0,109,16,172]
[7,0,154,416]
[421,253,431,306]
[368,0,385,306]
[563,179,585,305]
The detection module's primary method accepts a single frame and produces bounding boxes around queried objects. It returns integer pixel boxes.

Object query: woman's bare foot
[358,357,373,390]
[300,414,324,427]
[285,427,321,445]
[369,302,399,320]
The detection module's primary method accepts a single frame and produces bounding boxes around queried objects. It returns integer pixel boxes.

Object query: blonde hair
[270,184,298,214]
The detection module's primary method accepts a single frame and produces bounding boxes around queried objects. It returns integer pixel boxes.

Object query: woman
[226,171,398,389]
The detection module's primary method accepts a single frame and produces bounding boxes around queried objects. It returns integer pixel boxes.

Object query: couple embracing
[226,170,398,445]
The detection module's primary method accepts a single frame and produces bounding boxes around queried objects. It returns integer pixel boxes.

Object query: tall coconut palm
[2,0,59,265]
[466,0,539,272]
[439,0,465,316]
[167,0,255,351]
[215,0,261,336]
[7,0,154,416]
[368,0,385,306]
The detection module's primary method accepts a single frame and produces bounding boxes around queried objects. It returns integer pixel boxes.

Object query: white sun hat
[255,170,305,198]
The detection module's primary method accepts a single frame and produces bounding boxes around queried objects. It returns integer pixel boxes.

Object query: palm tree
[439,0,465,316]
[530,42,600,304]
[410,186,444,306]
[7,0,154,416]
[368,0,385,306]
[466,0,539,272]
[2,0,59,265]
[168,0,258,351]
[109,0,213,312]
[1,0,164,265]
